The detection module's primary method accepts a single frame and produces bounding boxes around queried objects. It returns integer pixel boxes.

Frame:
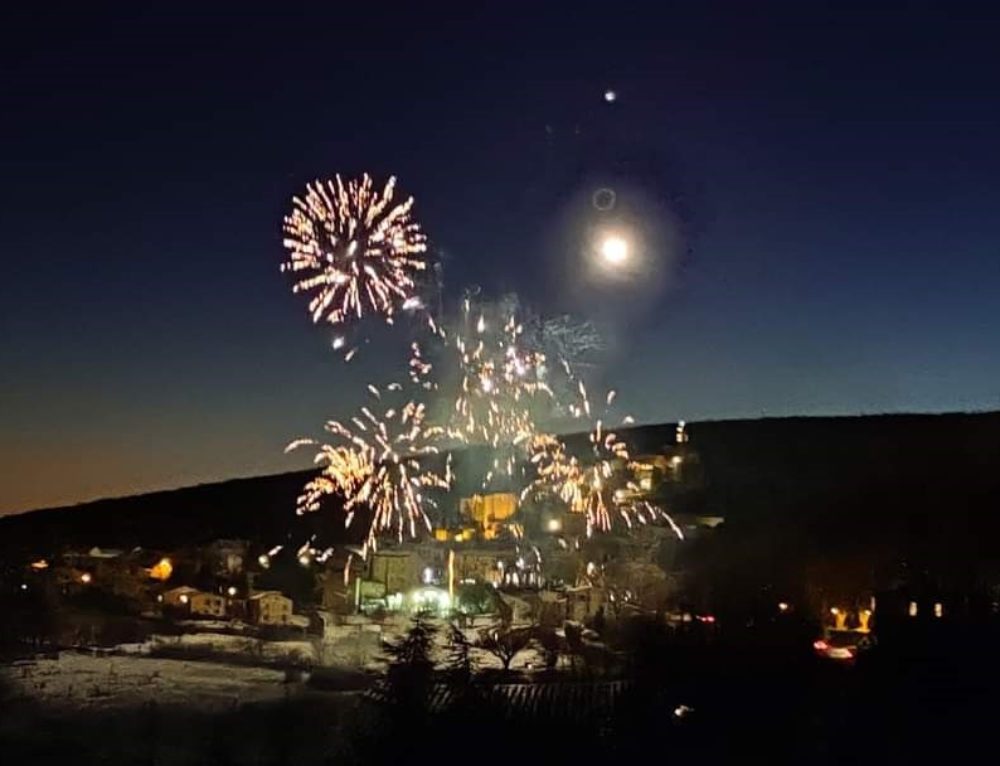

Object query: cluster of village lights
[826,601,944,623]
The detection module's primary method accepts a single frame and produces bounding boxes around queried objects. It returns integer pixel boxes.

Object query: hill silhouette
[2,413,998,590]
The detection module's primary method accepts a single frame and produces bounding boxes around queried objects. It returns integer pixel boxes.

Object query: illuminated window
[908,601,918,617]
[676,421,688,444]
[859,609,872,631]
[934,602,943,618]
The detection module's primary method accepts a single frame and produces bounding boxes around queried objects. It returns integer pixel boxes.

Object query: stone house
[248,590,293,626]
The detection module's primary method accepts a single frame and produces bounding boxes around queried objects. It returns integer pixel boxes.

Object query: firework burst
[287,389,451,553]
[281,174,429,354]
[525,384,681,537]
[447,298,554,487]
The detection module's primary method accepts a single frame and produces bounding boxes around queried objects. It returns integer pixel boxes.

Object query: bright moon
[600,234,629,265]
[604,89,617,103]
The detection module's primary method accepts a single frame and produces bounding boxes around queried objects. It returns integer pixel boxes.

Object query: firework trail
[286,387,451,553]
[281,174,429,357]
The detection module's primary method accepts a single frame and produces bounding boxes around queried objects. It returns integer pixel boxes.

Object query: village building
[368,550,423,594]
[189,590,226,618]
[162,586,226,617]
[162,585,199,609]
[248,590,293,625]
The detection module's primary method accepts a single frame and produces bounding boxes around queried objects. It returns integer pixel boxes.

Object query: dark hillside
[3,413,998,587]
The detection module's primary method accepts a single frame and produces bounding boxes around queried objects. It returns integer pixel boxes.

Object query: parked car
[813,630,873,662]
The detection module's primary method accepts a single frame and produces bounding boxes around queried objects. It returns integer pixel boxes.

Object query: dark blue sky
[3,1,999,513]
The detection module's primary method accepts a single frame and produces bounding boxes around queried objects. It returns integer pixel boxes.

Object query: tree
[383,618,437,707]
[456,581,500,616]
[443,622,481,711]
[445,623,472,682]
[477,625,534,671]
[534,626,562,670]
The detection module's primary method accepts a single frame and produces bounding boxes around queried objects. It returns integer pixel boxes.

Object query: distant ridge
[3,413,999,577]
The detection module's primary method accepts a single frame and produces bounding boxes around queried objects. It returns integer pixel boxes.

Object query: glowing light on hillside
[149,558,173,582]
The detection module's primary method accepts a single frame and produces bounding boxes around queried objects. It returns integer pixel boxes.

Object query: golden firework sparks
[447,299,554,488]
[525,382,670,537]
[287,387,450,553]
[281,174,429,355]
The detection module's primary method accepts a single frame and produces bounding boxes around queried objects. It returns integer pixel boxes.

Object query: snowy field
[147,623,550,672]
[1,620,558,715]
[1,651,296,710]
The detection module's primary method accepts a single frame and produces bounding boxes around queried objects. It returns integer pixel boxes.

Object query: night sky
[3,2,999,514]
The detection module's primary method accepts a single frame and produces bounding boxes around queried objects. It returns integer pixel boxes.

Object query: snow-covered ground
[2,651,295,710]
[150,631,319,664]
[1,618,563,714]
